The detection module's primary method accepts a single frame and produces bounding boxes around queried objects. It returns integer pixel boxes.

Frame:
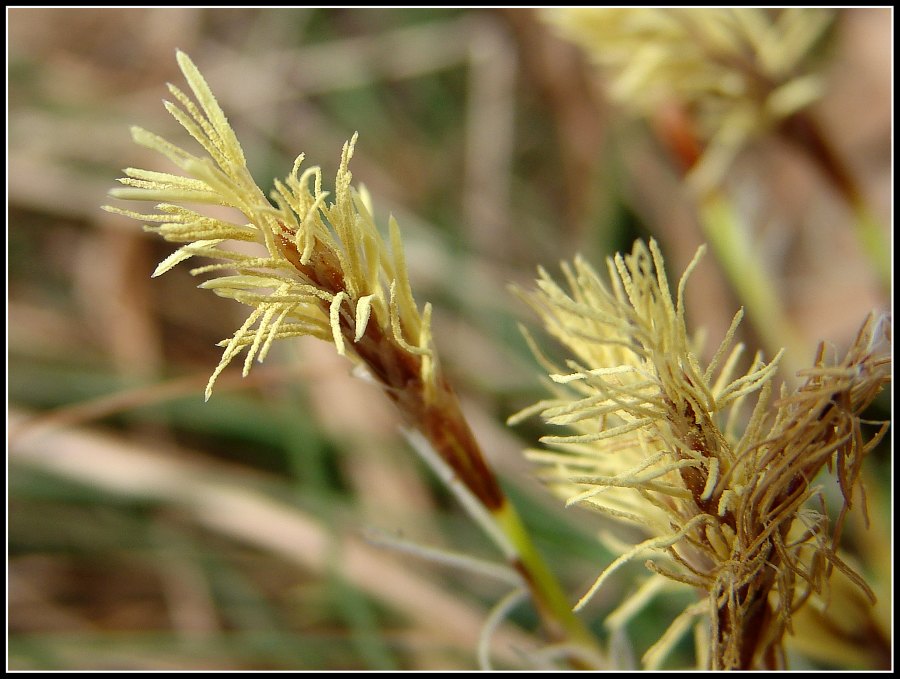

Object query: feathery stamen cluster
[513,239,890,669]
[104,50,434,403]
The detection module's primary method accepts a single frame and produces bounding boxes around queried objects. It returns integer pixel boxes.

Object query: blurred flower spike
[512,239,890,669]
[104,50,434,404]
[545,8,835,189]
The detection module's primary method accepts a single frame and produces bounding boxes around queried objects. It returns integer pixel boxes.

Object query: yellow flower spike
[515,238,890,669]
[105,50,604,667]
[104,51,435,399]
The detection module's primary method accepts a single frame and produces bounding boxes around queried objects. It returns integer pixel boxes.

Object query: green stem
[494,500,603,664]
[851,201,891,292]
[698,190,808,378]
[405,420,602,668]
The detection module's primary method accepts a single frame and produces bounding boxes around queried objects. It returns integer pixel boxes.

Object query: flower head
[103,50,515,527]
[104,50,434,403]
[513,239,890,669]
[545,8,835,189]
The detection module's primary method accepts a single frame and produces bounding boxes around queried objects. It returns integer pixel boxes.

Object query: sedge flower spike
[102,50,501,505]
[104,51,605,664]
[512,239,890,669]
[105,50,434,405]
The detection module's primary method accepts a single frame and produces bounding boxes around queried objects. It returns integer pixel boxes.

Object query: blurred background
[8,8,891,670]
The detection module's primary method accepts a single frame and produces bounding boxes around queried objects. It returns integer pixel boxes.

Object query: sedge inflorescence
[104,50,434,404]
[512,239,890,669]
[104,50,511,515]
[103,52,607,664]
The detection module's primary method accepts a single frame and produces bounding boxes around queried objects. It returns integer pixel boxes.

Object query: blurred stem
[653,102,887,379]
[697,190,807,377]
[778,110,890,291]
[849,201,891,292]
